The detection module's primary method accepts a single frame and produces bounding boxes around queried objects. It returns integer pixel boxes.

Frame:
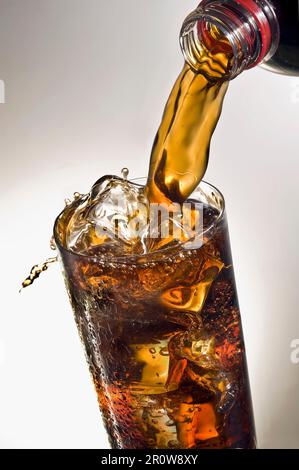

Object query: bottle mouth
[180,9,242,80]
[180,1,279,80]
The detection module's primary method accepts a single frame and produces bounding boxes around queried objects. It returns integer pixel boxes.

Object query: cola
[54,181,256,449]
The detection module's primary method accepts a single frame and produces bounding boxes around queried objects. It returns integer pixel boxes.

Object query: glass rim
[53,179,226,265]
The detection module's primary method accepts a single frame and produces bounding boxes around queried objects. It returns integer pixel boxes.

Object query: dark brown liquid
[146,26,232,204]
[20,257,57,291]
[55,204,256,449]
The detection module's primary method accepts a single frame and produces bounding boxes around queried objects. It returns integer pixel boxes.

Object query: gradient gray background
[0,0,298,449]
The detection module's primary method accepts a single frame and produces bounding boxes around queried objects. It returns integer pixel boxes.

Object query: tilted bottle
[180,0,299,78]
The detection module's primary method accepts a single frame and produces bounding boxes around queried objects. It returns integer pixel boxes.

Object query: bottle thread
[180,0,280,79]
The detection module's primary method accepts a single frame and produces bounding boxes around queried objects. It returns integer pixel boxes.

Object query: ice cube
[161,256,224,313]
[65,176,150,254]
[167,328,238,413]
[129,338,178,395]
[144,406,178,448]
[174,401,218,447]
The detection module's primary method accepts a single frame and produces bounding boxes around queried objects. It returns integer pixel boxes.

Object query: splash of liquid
[20,257,58,292]
[19,192,85,291]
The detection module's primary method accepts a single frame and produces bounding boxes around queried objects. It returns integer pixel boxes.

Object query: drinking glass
[54,180,256,449]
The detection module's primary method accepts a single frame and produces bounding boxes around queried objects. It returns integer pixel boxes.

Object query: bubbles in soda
[54,177,255,449]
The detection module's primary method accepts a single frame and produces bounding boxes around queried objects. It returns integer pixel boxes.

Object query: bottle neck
[180,0,280,80]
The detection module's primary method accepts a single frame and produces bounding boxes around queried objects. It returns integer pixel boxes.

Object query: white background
[0,0,299,449]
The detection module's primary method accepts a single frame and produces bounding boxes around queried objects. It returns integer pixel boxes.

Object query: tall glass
[54,181,256,449]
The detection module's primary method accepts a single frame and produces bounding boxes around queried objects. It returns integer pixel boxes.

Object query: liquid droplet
[121,168,129,180]
[19,256,58,292]
[50,236,56,251]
